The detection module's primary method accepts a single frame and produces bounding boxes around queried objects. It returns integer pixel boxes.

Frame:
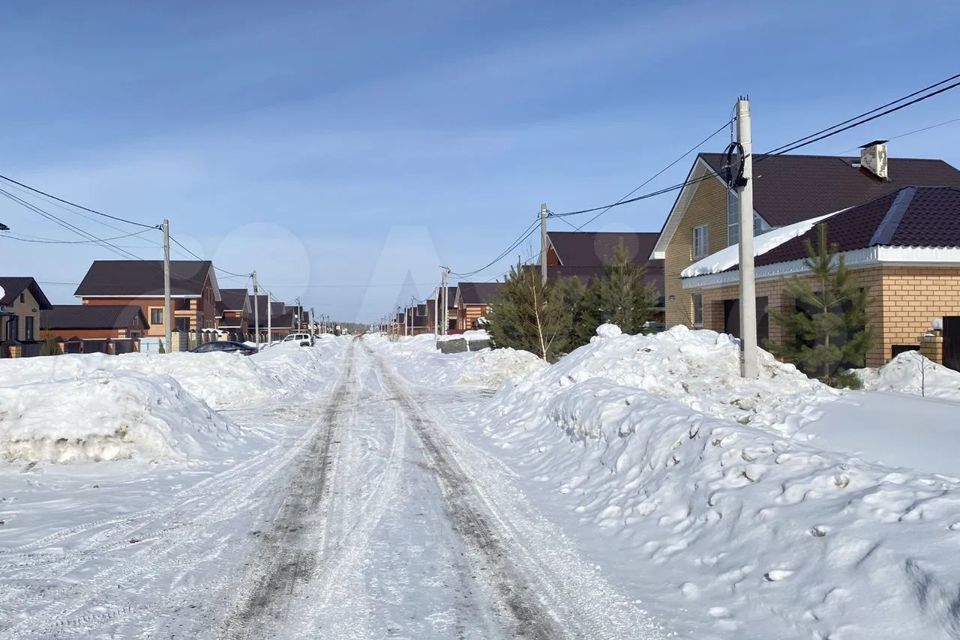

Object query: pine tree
[770,223,873,388]
[554,274,595,348]
[589,239,658,334]
[487,266,571,361]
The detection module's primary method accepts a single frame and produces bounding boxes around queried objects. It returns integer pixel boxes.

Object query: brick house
[0,277,53,357]
[74,260,220,341]
[216,288,250,341]
[650,143,960,329]
[543,231,666,326]
[41,305,149,354]
[681,186,960,369]
[455,282,501,330]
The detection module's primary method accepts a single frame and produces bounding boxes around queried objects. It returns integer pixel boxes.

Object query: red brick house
[41,305,149,354]
[455,282,501,330]
[75,261,220,343]
[216,288,250,341]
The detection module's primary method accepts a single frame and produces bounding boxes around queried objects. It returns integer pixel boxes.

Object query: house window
[151,308,163,325]
[727,190,740,246]
[693,225,709,259]
[24,316,34,341]
[19,293,25,303]
[692,294,704,327]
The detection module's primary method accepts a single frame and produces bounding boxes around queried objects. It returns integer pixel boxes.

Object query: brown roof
[0,277,52,309]
[699,153,960,227]
[75,261,213,297]
[41,305,147,330]
[457,282,502,305]
[219,288,249,311]
[738,186,960,270]
[548,232,661,268]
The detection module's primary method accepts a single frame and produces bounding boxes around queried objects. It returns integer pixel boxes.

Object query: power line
[548,172,718,218]
[0,173,157,229]
[449,216,541,278]
[0,228,156,245]
[762,72,960,157]
[0,186,148,260]
[560,118,732,228]
[759,74,960,159]
[836,116,960,155]
[167,234,252,279]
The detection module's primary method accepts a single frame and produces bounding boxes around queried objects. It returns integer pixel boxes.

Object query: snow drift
[0,368,238,464]
[855,350,960,402]
[484,326,960,638]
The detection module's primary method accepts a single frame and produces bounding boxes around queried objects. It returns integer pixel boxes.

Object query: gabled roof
[0,277,52,309]
[75,260,219,299]
[684,186,960,285]
[653,153,960,259]
[41,305,148,330]
[548,231,660,268]
[456,282,501,305]
[756,186,960,267]
[219,288,249,312]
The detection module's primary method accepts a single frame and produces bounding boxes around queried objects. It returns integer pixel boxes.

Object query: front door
[723,297,769,342]
[944,316,960,372]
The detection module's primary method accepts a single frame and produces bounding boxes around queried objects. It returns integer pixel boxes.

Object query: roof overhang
[651,157,719,259]
[682,245,960,289]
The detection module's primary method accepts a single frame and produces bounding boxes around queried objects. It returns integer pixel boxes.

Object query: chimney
[859,140,889,181]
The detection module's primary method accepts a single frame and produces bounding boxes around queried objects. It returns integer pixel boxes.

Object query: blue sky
[1,1,959,321]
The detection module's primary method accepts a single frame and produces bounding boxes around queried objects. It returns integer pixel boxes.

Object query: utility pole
[540,203,549,285]
[434,288,439,336]
[440,266,450,335]
[162,219,172,353]
[736,97,758,379]
[267,291,273,346]
[252,271,260,350]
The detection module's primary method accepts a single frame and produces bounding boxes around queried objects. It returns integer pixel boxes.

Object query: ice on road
[0,339,663,639]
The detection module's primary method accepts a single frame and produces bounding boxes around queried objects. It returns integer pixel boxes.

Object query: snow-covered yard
[1,330,959,639]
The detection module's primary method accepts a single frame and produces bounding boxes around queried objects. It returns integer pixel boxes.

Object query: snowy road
[0,339,662,639]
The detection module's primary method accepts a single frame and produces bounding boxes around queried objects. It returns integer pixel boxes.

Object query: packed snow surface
[681,210,840,278]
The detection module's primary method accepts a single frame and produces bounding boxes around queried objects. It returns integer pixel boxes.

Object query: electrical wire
[835,116,960,155]
[0,228,156,245]
[167,234,252,279]
[761,72,960,157]
[448,216,541,278]
[0,186,148,260]
[0,173,157,229]
[558,118,732,228]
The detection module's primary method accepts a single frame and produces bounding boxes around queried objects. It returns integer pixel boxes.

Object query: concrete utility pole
[440,266,450,335]
[267,291,273,346]
[540,203,549,286]
[162,219,172,353]
[252,271,260,350]
[736,98,759,379]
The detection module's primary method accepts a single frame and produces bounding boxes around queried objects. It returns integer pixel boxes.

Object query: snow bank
[855,350,960,401]
[484,325,960,638]
[496,325,835,433]
[681,210,840,278]
[0,369,238,464]
[457,348,546,386]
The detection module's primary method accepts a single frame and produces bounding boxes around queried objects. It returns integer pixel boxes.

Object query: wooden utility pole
[162,219,172,353]
[540,203,548,285]
[736,98,758,378]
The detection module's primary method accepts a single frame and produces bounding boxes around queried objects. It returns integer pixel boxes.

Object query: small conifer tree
[487,265,571,361]
[589,239,658,334]
[770,223,872,388]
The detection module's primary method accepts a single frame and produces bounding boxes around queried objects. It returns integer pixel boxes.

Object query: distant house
[682,185,960,369]
[0,277,53,357]
[216,288,250,341]
[651,142,960,330]
[75,261,220,345]
[246,295,295,342]
[41,305,149,354]
[455,282,501,330]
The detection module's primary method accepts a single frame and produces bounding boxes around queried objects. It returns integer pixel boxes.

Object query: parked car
[281,332,315,346]
[191,340,257,355]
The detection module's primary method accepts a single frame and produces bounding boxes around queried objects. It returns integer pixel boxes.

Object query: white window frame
[693,224,709,259]
[727,190,740,246]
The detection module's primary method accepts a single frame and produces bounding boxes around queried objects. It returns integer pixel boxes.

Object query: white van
[281,333,315,346]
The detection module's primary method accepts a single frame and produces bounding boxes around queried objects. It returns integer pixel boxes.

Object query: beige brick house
[681,186,960,369]
[0,277,53,357]
[650,143,960,332]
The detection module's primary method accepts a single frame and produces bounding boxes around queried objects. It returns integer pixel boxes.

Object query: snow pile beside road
[457,348,546,387]
[484,325,960,637]
[855,350,960,401]
[496,325,835,433]
[0,368,238,464]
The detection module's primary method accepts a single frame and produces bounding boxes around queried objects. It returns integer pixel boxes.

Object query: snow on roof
[680,210,841,278]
